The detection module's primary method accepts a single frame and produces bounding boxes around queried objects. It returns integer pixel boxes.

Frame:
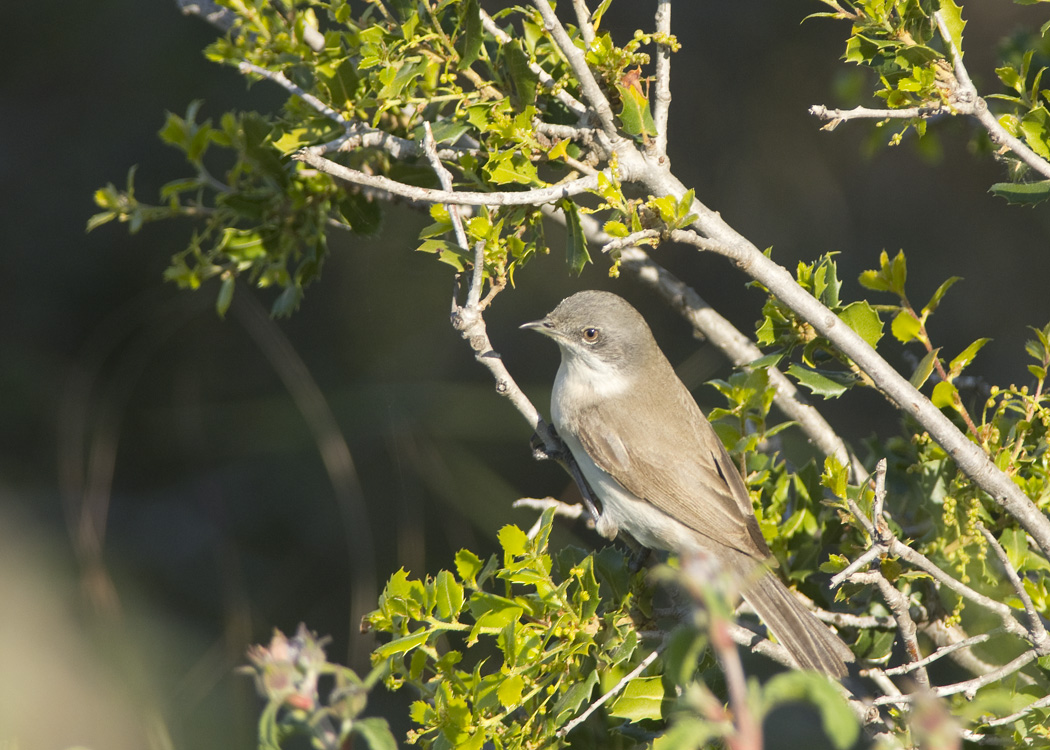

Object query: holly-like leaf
[562,200,591,275]
[989,180,1050,205]
[838,301,883,348]
[787,364,857,399]
[608,676,665,721]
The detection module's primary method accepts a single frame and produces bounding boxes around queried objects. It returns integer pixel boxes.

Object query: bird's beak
[520,318,556,337]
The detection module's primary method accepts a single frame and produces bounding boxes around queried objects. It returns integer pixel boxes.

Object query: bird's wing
[567,381,771,560]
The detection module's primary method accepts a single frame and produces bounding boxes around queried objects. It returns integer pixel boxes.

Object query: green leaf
[505,40,538,105]
[937,0,966,55]
[909,348,941,389]
[373,628,430,660]
[858,269,890,292]
[837,301,883,348]
[498,524,529,557]
[552,670,599,724]
[216,276,235,319]
[989,180,1050,205]
[787,364,856,399]
[271,284,303,318]
[456,0,484,69]
[1000,528,1029,571]
[352,717,399,750]
[455,549,484,586]
[608,675,665,721]
[761,671,860,750]
[889,250,907,295]
[891,309,922,343]
[434,570,464,620]
[615,82,657,138]
[949,337,990,376]
[496,673,525,708]
[562,200,591,275]
[417,239,469,271]
[923,276,962,315]
[931,380,958,409]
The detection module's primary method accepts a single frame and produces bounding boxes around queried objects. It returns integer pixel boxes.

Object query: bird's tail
[740,568,854,678]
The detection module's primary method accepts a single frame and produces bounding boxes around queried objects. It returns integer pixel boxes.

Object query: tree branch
[557,649,659,737]
[238,62,350,128]
[977,523,1050,654]
[529,0,619,136]
[297,146,604,206]
[648,219,1050,558]
[651,0,672,158]
[932,10,1050,181]
[479,9,589,119]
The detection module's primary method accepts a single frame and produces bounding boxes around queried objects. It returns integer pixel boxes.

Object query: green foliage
[754,252,882,399]
[362,509,859,749]
[815,0,1050,200]
[364,507,652,748]
[89,0,683,311]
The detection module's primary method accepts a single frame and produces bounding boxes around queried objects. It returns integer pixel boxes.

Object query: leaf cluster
[89,0,679,313]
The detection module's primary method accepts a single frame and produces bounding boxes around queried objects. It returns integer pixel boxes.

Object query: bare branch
[711,618,761,750]
[174,0,235,30]
[557,649,659,737]
[239,62,350,128]
[652,0,672,157]
[808,103,944,128]
[982,693,1050,729]
[479,9,589,119]
[977,523,1050,654]
[811,12,1050,181]
[571,0,596,48]
[873,651,1038,705]
[650,218,1050,558]
[297,147,604,206]
[422,122,470,252]
[934,11,1050,181]
[852,570,930,689]
[883,631,998,677]
[529,0,619,135]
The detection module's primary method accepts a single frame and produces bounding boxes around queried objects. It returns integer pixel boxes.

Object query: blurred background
[3,1,1050,748]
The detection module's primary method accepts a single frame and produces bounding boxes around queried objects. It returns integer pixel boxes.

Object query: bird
[522,290,853,678]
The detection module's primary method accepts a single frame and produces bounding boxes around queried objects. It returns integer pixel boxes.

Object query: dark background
[3,2,1049,748]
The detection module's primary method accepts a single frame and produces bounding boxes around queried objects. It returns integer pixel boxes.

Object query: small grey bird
[522,290,853,678]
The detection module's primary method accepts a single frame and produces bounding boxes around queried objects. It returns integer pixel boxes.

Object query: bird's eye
[582,327,600,343]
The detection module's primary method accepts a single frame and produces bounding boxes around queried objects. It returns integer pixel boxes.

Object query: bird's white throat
[550,345,632,425]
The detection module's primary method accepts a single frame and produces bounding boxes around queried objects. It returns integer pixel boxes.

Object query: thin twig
[882,631,997,676]
[422,122,470,252]
[982,693,1050,729]
[932,10,1050,181]
[808,103,944,128]
[977,523,1050,654]
[297,147,603,206]
[571,0,596,48]
[529,0,619,135]
[852,570,930,689]
[479,9,589,118]
[557,650,659,737]
[238,62,350,129]
[872,651,1038,705]
[513,497,586,538]
[712,618,762,750]
[652,0,672,157]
